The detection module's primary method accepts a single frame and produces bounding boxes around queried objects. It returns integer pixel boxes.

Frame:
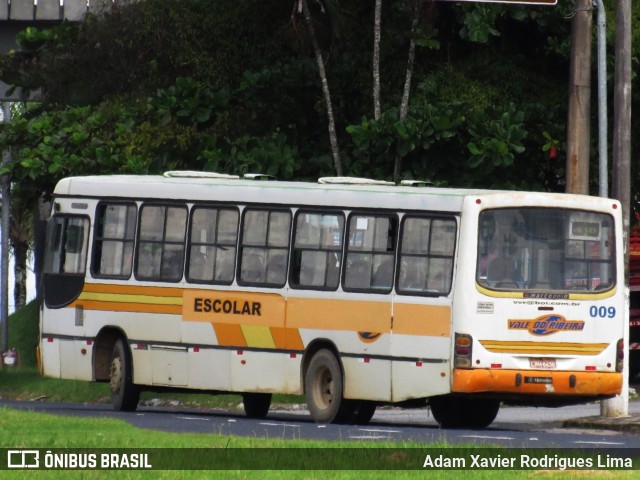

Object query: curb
[563,416,640,434]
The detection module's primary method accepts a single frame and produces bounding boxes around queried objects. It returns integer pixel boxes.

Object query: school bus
[38,172,625,428]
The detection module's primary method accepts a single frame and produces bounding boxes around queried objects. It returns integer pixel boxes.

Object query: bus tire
[464,398,500,429]
[242,392,272,419]
[430,396,499,429]
[430,395,463,428]
[352,401,377,425]
[305,349,352,423]
[110,338,140,412]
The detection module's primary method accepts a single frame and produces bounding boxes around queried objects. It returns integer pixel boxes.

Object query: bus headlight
[454,333,473,368]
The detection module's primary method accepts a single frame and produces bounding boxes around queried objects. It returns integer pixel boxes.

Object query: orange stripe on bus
[213,323,247,348]
[287,297,391,332]
[82,283,183,298]
[393,304,451,336]
[270,326,305,351]
[70,300,182,315]
[479,340,608,356]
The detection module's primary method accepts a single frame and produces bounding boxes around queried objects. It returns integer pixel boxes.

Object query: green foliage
[458,5,501,43]
[199,132,299,180]
[0,0,619,203]
[466,105,527,170]
[149,77,229,127]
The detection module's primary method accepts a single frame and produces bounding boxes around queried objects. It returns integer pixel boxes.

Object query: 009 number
[589,306,616,318]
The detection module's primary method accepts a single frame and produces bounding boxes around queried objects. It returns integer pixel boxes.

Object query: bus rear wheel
[430,396,499,429]
[242,392,272,419]
[110,338,140,412]
[305,349,354,423]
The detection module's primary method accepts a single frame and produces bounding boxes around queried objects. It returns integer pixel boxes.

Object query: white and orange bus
[38,172,625,428]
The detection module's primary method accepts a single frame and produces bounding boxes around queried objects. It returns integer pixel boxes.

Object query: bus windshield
[477,208,615,293]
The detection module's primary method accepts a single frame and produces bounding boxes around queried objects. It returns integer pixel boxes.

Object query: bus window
[239,209,291,286]
[44,216,90,275]
[290,212,344,290]
[344,214,397,292]
[476,208,615,292]
[43,215,90,308]
[397,216,456,295]
[92,203,137,278]
[136,204,187,282]
[187,207,239,284]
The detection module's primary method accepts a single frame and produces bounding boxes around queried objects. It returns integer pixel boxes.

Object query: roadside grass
[0,407,635,480]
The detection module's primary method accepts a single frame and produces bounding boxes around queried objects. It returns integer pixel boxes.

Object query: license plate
[530,358,556,369]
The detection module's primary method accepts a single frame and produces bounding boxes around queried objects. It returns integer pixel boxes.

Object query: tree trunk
[12,240,27,310]
[393,0,419,182]
[301,0,343,176]
[373,0,382,121]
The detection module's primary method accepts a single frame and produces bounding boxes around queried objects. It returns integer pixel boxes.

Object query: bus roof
[52,174,608,213]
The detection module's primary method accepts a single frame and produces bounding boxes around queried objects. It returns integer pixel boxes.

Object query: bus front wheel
[242,392,272,419]
[110,338,140,412]
[305,349,354,423]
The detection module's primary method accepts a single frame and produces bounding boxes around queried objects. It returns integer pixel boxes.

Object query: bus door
[390,215,457,402]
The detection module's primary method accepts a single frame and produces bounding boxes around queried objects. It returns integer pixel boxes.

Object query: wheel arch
[93,326,129,382]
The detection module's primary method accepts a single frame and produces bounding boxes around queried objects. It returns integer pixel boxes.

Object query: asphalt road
[2,398,640,449]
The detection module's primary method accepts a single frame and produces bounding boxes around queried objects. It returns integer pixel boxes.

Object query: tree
[373,0,382,121]
[394,0,421,181]
[8,192,32,310]
[295,0,343,176]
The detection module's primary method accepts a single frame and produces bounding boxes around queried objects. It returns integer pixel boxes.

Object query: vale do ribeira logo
[508,314,584,336]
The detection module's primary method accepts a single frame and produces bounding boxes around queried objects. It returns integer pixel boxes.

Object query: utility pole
[604,0,632,418]
[565,0,592,195]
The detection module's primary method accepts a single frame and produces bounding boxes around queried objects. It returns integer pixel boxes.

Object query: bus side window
[92,203,137,279]
[344,214,397,293]
[187,207,238,284]
[239,209,291,287]
[398,216,456,296]
[136,204,187,282]
[290,212,344,290]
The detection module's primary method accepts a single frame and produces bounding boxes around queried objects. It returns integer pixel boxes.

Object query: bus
[38,172,625,428]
